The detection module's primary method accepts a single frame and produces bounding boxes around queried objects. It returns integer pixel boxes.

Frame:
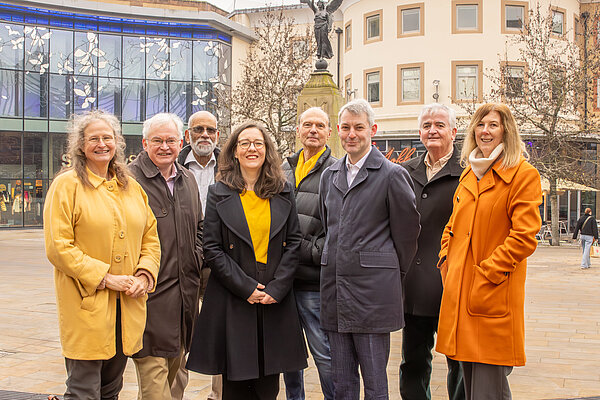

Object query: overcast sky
[208,0,299,12]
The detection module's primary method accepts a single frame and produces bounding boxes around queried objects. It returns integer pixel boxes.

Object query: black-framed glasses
[237,140,265,150]
[191,126,217,135]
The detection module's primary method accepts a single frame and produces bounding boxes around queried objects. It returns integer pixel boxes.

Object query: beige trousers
[134,348,189,400]
[207,375,222,400]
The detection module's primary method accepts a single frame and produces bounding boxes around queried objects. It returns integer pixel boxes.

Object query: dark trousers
[328,331,390,400]
[64,301,127,400]
[222,374,280,400]
[400,313,464,400]
[461,361,512,400]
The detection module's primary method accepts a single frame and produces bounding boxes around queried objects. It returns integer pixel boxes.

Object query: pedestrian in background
[400,104,464,400]
[572,207,598,269]
[436,103,542,399]
[129,113,203,400]
[186,121,307,399]
[44,110,160,400]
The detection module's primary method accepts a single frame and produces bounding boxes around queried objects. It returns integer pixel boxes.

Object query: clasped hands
[247,283,277,305]
[104,273,149,298]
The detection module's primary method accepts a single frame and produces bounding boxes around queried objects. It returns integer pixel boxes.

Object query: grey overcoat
[319,146,420,333]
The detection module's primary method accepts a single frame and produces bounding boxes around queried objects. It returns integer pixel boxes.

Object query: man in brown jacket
[129,112,203,400]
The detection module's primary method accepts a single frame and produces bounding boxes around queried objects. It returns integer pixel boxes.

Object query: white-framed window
[364,67,383,106]
[457,5,477,30]
[552,9,565,36]
[365,13,381,41]
[452,60,482,102]
[398,4,424,37]
[345,21,352,50]
[398,64,423,104]
[505,64,525,98]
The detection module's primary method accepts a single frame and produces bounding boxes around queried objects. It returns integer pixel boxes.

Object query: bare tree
[460,4,600,245]
[221,10,316,155]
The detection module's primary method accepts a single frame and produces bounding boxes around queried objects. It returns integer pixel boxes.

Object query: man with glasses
[129,113,204,400]
[177,110,222,400]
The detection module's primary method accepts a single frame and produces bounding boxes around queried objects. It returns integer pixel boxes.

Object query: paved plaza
[1,229,599,399]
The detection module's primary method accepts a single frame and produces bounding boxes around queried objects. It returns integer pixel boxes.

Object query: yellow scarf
[294,147,326,187]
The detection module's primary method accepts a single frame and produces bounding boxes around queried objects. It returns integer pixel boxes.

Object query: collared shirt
[184,151,216,213]
[424,148,454,181]
[346,146,372,187]
[164,164,178,195]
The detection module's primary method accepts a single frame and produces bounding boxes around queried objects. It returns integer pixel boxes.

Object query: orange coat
[436,157,542,367]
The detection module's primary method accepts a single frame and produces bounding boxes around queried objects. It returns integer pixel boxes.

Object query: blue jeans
[581,234,594,268]
[283,290,334,400]
[328,331,390,400]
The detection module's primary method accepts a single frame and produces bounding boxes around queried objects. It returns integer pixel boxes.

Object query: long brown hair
[217,121,285,199]
[63,110,130,189]
[460,103,528,169]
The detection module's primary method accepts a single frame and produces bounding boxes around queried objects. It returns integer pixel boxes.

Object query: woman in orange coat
[436,103,542,399]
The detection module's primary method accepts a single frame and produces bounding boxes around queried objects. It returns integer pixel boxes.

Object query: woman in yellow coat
[44,110,160,400]
[436,103,542,399]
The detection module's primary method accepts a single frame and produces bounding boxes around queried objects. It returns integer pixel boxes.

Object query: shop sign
[384,147,416,164]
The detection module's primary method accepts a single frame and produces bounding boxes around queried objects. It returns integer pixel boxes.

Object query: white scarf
[468,143,504,180]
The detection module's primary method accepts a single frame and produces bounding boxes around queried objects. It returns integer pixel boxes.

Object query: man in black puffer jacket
[282,107,337,400]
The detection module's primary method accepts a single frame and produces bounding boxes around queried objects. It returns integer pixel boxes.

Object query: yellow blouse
[294,147,326,187]
[239,190,271,264]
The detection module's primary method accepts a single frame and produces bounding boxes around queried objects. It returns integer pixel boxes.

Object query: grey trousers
[460,361,512,400]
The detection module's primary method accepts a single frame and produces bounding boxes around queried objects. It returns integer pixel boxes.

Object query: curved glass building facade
[0,2,234,227]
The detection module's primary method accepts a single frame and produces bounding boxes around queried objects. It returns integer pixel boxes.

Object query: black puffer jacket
[282,146,336,291]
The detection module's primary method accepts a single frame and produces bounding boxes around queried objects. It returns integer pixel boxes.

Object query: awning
[541,177,598,192]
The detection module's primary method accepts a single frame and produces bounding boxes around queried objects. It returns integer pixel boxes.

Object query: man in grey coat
[400,104,464,400]
[129,113,203,400]
[319,99,420,399]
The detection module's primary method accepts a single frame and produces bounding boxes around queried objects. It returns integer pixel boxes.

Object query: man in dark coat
[129,112,203,400]
[177,110,221,400]
[400,104,465,400]
[573,207,599,269]
[319,98,420,399]
[282,107,336,400]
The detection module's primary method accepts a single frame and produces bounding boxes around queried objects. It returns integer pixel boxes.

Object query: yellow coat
[436,157,542,366]
[44,168,160,360]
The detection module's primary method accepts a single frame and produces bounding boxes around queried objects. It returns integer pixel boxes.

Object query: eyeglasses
[148,137,181,147]
[86,135,115,144]
[191,126,217,135]
[237,140,265,150]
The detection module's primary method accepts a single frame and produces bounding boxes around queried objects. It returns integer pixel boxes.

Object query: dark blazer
[129,150,203,358]
[319,146,420,333]
[186,181,307,380]
[282,145,337,291]
[401,147,463,317]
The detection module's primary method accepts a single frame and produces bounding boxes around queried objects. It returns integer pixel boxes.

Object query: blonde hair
[460,103,528,169]
[63,110,129,189]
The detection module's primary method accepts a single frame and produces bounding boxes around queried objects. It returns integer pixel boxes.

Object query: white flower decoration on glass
[74,83,96,109]
[192,87,208,106]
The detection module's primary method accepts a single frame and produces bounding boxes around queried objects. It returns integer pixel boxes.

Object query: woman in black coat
[187,121,307,399]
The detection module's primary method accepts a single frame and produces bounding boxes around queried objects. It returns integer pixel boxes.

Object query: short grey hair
[143,113,184,139]
[298,107,330,126]
[187,110,218,130]
[338,98,375,127]
[417,104,456,130]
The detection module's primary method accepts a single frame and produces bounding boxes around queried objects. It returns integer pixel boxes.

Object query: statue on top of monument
[301,0,343,61]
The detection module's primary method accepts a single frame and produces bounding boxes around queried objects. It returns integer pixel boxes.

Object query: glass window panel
[23,132,48,179]
[402,67,420,101]
[366,71,380,103]
[23,177,46,226]
[506,65,524,97]
[49,74,72,119]
[50,133,68,179]
[146,37,170,79]
[49,29,73,74]
[219,43,231,85]
[169,39,192,81]
[193,40,219,82]
[122,79,144,122]
[552,11,564,35]
[146,80,167,118]
[0,69,23,117]
[345,77,352,101]
[98,77,121,116]
[0,178,25,227]
[345,24,351,48]
[98,34,121,78]
[24,26,50,72]
[24,71,48,117]
[0,24,24,69]
[73,75,97,113]
[74,31,98,76]
[0,132,21,178]
[367,15,380,39]
[456,65,477,100]
[123,36,145,79]
[506,5,524,30]
[457,5,478,30]
[124,135,143,163]
[191,82,217,114]
[169,81,191,121]
[402,9,420,33]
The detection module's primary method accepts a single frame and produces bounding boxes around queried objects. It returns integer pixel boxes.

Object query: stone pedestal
[297,70,346,158]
